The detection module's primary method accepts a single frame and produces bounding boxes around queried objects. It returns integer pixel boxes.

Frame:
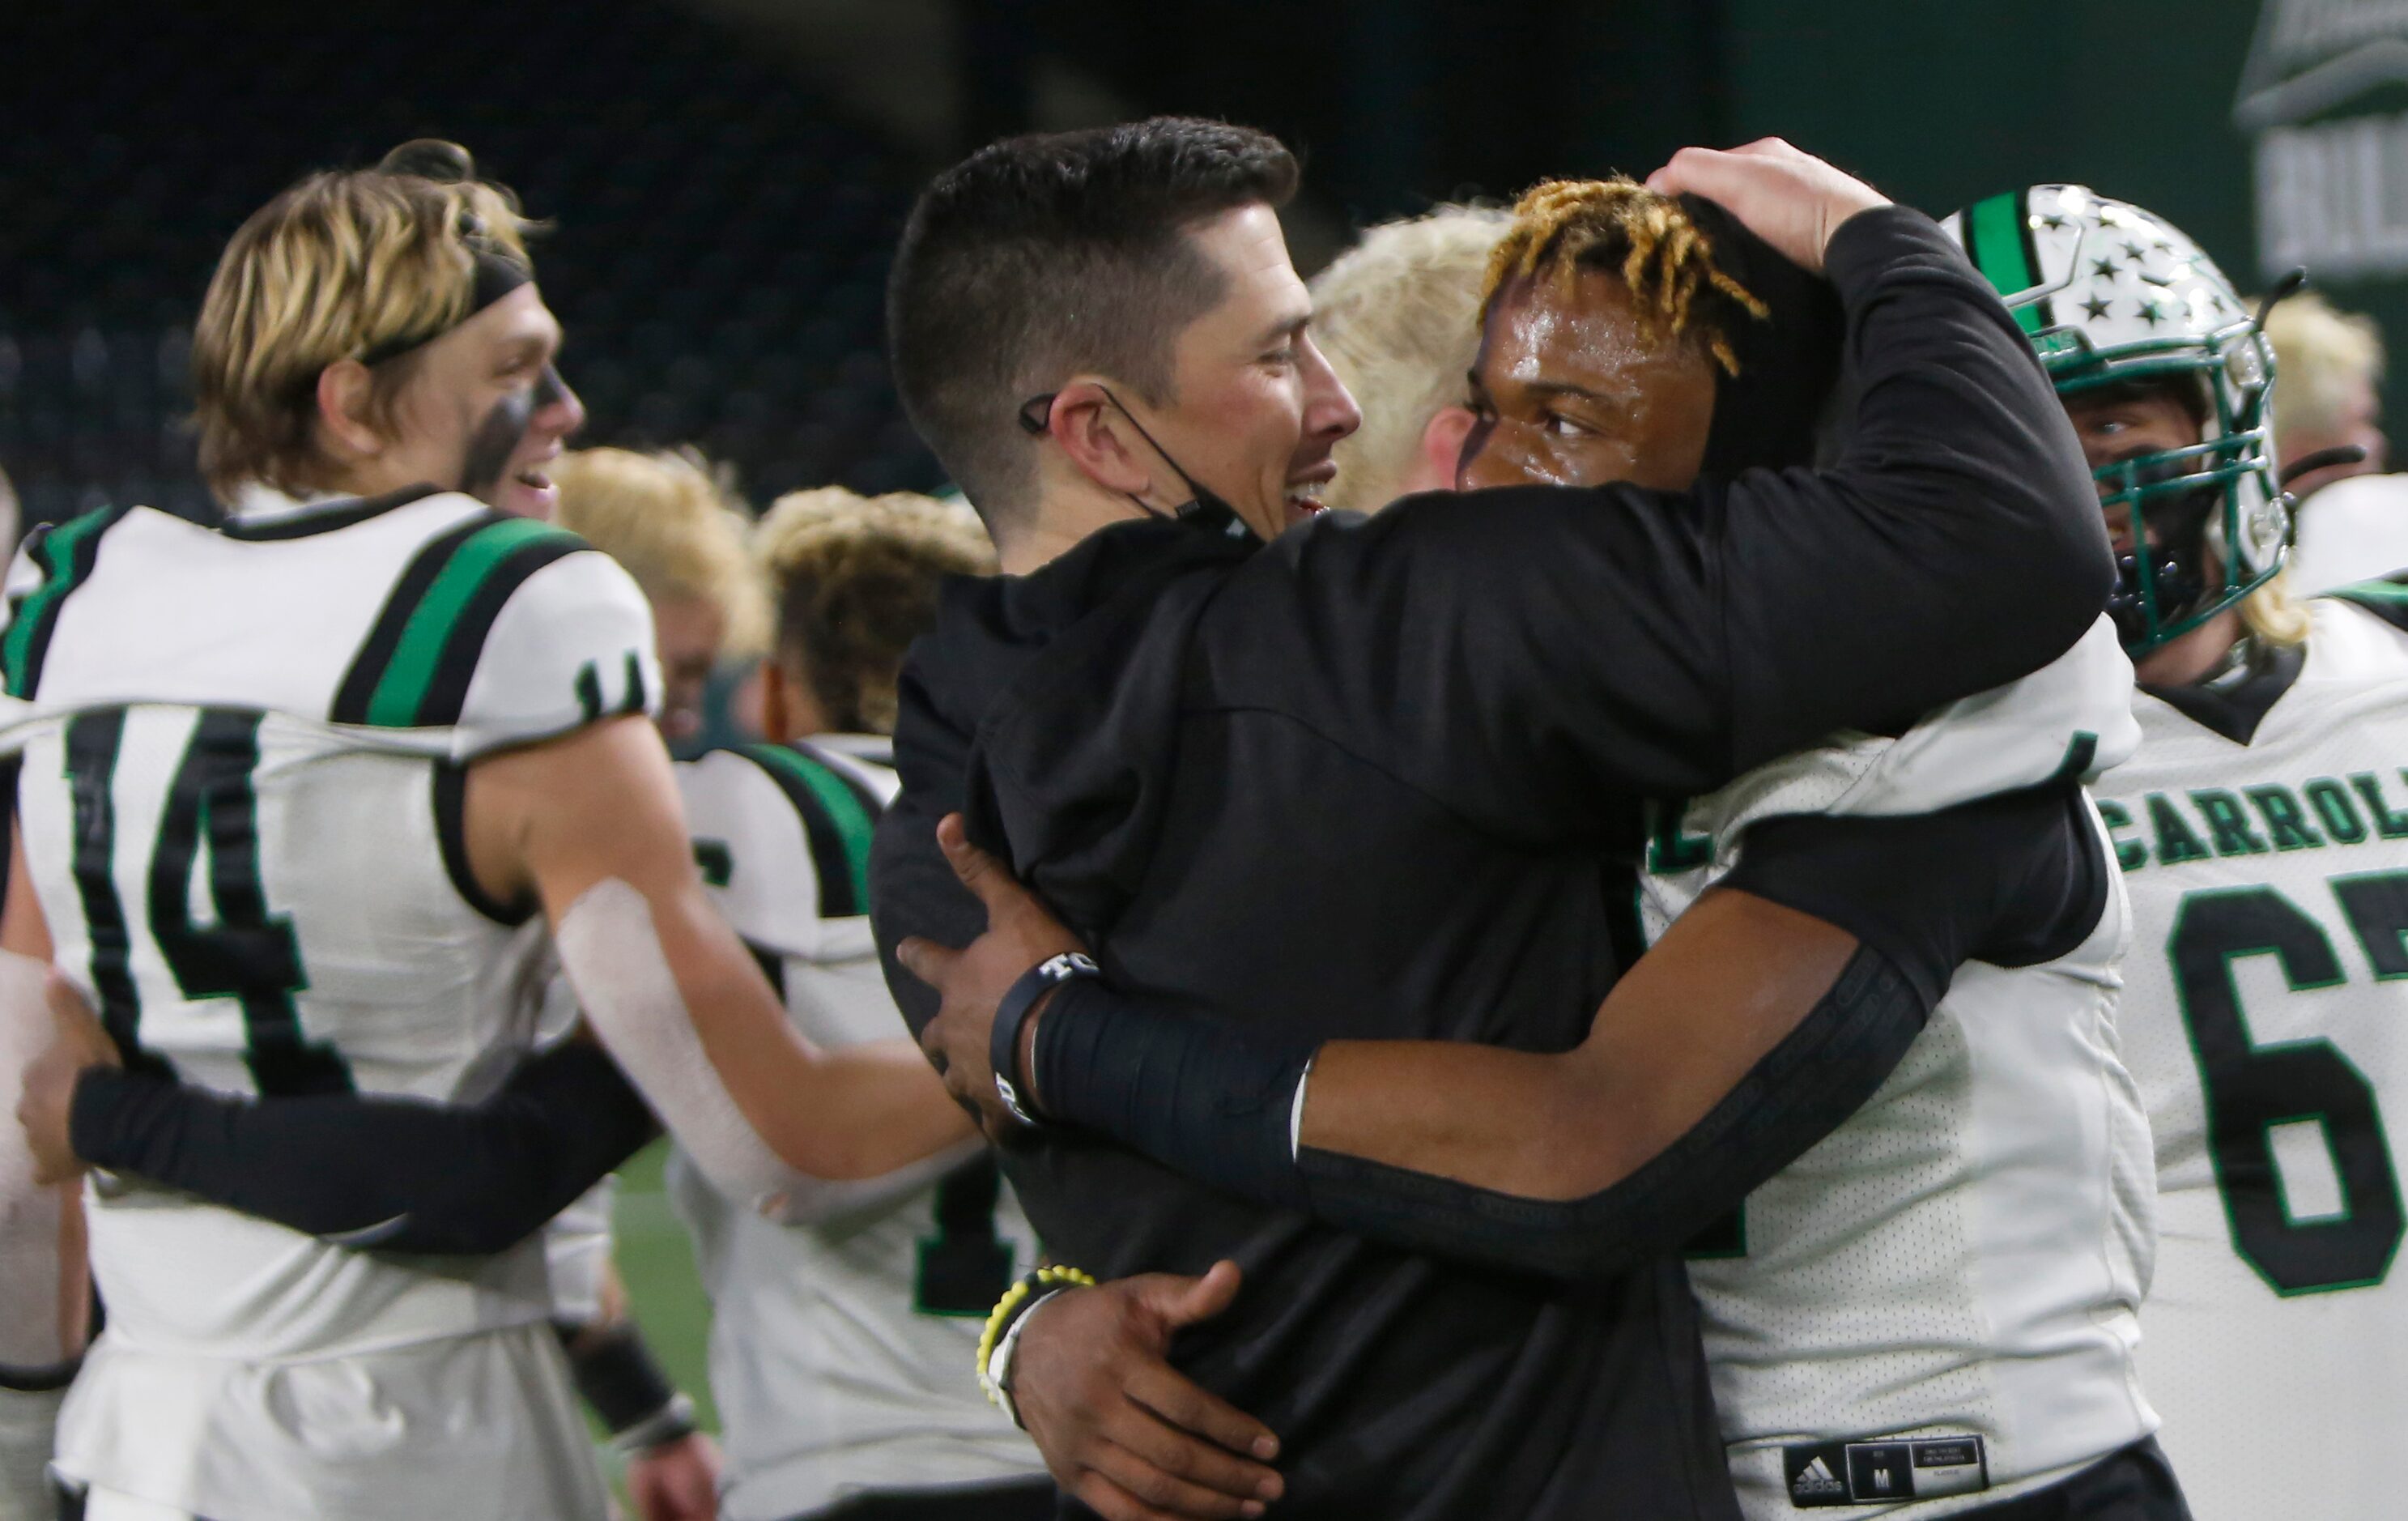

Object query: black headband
[355,243,533,368]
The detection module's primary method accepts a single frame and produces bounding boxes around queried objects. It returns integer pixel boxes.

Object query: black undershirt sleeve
[67,1038,660,1256]
[1033,785,2106,1282]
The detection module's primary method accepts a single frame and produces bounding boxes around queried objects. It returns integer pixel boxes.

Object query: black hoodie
[872,206,2111,1519]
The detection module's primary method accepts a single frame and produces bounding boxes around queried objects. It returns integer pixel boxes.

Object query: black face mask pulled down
[1676,194,1848,477]
[1092,385,1261,547]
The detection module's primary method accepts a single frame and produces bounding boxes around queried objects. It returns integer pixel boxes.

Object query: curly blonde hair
[1483,177,1767,377]
[192,140,537,503]
[755,488,995,735]
[553,447,770,657]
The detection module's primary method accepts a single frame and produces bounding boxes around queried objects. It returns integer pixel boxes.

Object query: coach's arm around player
[909,765,2104,1284]
[899,766,2110,1518]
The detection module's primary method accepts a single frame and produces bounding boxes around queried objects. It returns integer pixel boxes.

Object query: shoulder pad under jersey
[327,512,659,757]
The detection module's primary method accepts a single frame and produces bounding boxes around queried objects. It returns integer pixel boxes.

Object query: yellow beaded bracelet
[976,1264,1098,1414]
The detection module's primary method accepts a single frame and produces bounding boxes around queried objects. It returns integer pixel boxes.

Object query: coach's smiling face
[1078,203,1364,543]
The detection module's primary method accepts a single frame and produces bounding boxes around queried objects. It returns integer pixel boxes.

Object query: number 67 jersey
[2100,584,2408,1520]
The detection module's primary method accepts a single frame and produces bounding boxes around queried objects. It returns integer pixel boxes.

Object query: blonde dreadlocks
[1483,177,1768,377]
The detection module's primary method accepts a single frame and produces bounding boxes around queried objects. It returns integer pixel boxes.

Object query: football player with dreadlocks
[1942,185,2408,1521]
[902,165,2171,1520]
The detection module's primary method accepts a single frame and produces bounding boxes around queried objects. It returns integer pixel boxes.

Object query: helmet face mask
[1940,185,2292,656]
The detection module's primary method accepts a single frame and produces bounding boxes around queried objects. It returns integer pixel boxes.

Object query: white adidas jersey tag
[1784,1435,1988,1508]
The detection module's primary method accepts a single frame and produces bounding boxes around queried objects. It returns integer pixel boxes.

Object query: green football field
[612,1140,720,1427]
[593,1140,722,1498]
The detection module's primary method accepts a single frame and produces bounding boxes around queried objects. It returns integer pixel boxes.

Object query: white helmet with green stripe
[1940,185,2290,654]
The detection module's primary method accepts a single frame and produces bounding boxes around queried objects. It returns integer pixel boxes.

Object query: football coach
[872,121,2112,1521]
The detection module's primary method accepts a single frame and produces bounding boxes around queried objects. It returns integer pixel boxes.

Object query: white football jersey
[667,737,1045,1519]
[2097,590,2408,1520]
[1640,617,2159,1518]
[0,488,659,1519]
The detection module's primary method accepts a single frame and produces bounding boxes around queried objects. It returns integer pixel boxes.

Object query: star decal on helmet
[1938,185,2288,655]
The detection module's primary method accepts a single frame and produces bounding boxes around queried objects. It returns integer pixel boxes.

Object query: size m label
[1784,1434,1988,1507]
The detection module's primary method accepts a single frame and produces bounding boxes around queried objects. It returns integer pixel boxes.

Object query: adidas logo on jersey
[1792,1455,1848,1500]
[1783,1434,1989,1507]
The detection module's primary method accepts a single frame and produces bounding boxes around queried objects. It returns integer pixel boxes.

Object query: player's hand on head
[1644,138,1889,273]
[1013,1261,1283,1521]
[622,1430,720,1521]
[896,813,1087,1137]
[16,971,121,1187]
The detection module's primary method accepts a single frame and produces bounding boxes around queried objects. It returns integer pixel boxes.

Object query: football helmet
[1941,185,2290,653]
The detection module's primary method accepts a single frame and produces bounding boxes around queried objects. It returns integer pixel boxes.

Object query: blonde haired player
[1308,206,1508,513]
[1943,184,2408,1520]
[554,447,769,743]
[2265,291,2386,501]
[2264,292,2404,593]
[747,486,991,736]
[659,487,1053,1521]
[29,479,1049,1519]
[0,142,959,1520]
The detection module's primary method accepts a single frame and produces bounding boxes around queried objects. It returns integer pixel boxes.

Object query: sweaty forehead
[1480,271,1671,390]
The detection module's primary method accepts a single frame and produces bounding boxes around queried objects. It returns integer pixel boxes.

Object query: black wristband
[1032,977,1316,1210]
[990,952,1096,1127]
[0,1356,79,1394]
[556,1321,690,1445]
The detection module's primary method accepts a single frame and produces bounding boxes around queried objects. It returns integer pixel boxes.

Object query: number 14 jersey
[0,488,659,1519]
[2100,587,2408,1520]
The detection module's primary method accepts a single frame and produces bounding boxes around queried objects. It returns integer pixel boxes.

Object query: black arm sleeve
[68,1040,660,1256]
[1280,207,2112,839]
[1029,785,2106,1282]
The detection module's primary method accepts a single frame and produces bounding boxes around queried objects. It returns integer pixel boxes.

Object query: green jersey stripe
[332,515,589,728]
[330,513,498,724]
[368,518,574,726]
[2325,576,2408,637]
[1966,191,2047,335]
[409,532,589,726]
[737,743,883,917]
[3,505,129,699]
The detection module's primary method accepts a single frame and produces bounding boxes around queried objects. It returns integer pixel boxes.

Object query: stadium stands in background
[0,0,944,530]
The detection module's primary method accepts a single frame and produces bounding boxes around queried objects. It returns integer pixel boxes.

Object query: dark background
[2,0,2383,528]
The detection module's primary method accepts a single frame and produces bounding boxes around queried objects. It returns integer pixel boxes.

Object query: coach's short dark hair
[887,117,1300,528]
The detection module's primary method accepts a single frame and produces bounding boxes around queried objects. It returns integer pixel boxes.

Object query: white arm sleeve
[0,951,71,1521]
[555,879,809,1213]
[760,1132,985,1228]
[0,950,67,1370]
